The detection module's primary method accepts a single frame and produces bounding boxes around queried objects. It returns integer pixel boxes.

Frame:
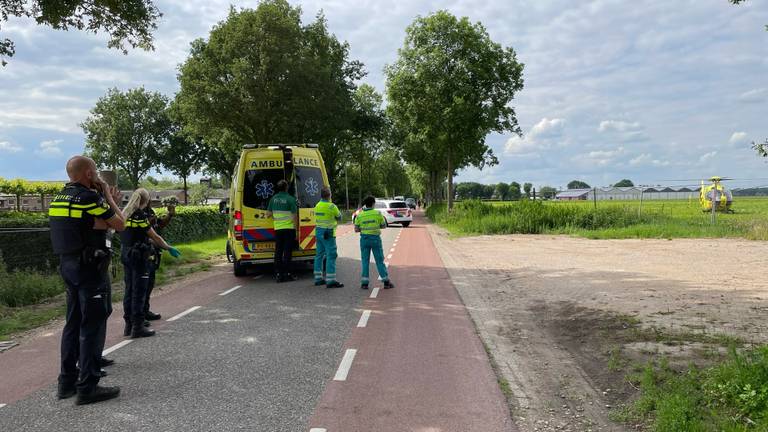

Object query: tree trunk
[40,193,46,212]
[16,193,21,211]
[446,147,453,212]
[358,141,364,207]
[183,176,188,205]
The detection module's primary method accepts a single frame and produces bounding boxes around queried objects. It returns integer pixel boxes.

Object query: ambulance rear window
[243,169,284,210]
[295,166,326,208]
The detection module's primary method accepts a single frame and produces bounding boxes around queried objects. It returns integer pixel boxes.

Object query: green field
[430,197,768,240]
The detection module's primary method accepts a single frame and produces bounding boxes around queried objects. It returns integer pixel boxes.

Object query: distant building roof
[556,189,590,198]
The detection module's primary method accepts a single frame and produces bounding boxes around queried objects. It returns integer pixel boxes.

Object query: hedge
[0,206,227,273]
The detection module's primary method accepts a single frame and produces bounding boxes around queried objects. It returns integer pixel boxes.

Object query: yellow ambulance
[226,144,328,276]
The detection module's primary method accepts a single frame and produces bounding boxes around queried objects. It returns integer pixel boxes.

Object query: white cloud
[738,88,767,103]
[629,153,670,167]
[35,139,63,157]
[0,141,23,153]
[597,120,649,142]
[505,117,565,154]
[699,151,718,164]
[728,131,750,147]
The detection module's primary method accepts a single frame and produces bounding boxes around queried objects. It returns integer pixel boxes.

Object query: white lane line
[167,306,202,322]
[252,275,263,280]
[0,403,6,409]
[310,428,327,432]
[357,310,372,328]
[102,340,133,356]
[370,287,380,298]
[219,285,242,296]
[333,349,358,381]
[387,254,393,259]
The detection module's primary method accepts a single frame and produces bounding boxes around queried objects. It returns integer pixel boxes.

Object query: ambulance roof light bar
[243,143,319,149]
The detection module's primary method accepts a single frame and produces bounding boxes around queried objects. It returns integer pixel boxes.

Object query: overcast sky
[1,0,766,190]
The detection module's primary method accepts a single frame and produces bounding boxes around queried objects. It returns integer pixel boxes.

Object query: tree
[377,150,409,198]
[494,182,510,200]
[386,10,524,211]
[1,178,32,211]
[523,182,532,198]
[350,84,388,204]
[175,1,364,186]
[540,186,557,199]
[509,182,522,200]
[31,181,63,211]
[613,179,634,187]
[567,180,591,189]
[81,87,170,189]
[189,183,213,206]
[160,108,208,204]
[1,0,161,66]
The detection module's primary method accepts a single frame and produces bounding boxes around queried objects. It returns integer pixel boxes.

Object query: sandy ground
[429,227,768,432]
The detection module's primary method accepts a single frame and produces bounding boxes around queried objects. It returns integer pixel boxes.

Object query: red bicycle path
[308,213,515,431]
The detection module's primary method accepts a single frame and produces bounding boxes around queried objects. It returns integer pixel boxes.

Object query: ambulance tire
[234,260,247,277]
[401,222,410,228]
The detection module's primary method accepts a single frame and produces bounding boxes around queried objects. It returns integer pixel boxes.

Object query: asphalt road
[0,225,397,432]
[1,215,514,431]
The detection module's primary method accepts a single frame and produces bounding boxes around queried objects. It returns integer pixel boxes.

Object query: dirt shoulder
[429,226,768,431]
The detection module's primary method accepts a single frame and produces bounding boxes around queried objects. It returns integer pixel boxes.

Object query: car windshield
[389,202,408,209]
[243,169,284,210]
[295,166,326,208]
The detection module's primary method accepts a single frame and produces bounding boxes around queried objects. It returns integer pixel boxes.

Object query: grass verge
[618,347,768,431]
[0,236,226,341]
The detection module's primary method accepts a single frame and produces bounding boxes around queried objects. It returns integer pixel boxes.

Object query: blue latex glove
[168,247,181,258]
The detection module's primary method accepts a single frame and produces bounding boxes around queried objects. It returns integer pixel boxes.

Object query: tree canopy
[174,0,364,186]
[568,180,591,189]
[81,87,170,189]
[386,10,524,210]
[613,179,634,187]
[1,0,161,66]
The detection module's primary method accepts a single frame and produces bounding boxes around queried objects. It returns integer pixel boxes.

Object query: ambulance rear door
[240,149,285,254]
[292,147,328,252]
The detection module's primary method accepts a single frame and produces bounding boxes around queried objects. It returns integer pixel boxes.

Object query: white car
[352,199,413,228]
[375,199,412,227]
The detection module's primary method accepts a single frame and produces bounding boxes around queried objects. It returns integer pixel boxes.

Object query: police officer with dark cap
[50,155,125,405]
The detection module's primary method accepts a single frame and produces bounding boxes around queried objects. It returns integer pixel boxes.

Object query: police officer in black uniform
[143,203,175,321]
[50,156,125,405]
[121,189,180,338]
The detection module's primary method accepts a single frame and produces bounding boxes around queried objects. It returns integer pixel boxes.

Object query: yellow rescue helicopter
[699,176,734,214]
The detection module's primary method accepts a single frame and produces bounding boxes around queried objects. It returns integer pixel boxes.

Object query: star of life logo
[255,180,274,199]
[305,177,320,197]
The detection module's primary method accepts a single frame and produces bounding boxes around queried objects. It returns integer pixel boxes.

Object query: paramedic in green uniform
[313,187,344,288]
[267,180,299,283]
[354,196,394,290]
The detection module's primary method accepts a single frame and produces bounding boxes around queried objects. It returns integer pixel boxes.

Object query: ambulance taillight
[234,210,243,240]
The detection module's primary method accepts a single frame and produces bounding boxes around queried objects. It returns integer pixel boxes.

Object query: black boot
[57,381,76,400]
[100,357,115,367]
[384,280,395,289]
[123,318,131,337]
[75,385,120,405]
[145,310,162,320]
[131,316,155,338]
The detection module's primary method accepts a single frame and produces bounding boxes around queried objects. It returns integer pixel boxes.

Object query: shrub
[154,205,227,244]
[0,257,64,307]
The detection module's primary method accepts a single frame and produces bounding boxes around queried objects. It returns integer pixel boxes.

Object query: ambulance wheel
[401,222,410,228]
[226,242,235,263]
[234,260,246,277]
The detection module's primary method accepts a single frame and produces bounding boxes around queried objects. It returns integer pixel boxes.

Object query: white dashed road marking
[333,349,358,381]
[219,285,242,296]
[309,428,327,432]
[102,340,133,356]
[0,404,6,409]
[370,288,380,299]
[357,310,372,328]
[387,254,393,260]
[167,306,202,322]
[253,275,263,280]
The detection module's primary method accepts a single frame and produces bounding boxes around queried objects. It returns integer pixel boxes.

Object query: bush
[0,257,64,307]
[154,205,227,244]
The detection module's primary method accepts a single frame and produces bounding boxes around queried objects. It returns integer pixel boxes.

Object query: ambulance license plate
[253,242,275,251]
